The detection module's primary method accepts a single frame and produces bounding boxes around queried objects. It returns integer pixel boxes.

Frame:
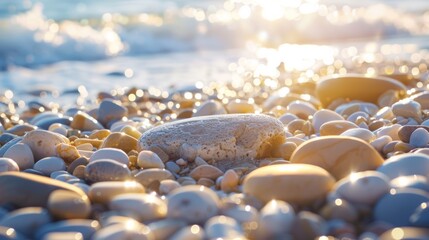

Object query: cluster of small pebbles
[2,71,429,240]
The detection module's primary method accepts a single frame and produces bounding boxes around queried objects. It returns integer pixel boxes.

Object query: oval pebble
[374,188,429,227]
[392,99,422,120]
[92,222,153,240]
[0,172,86,207]
[0,207,51,237]
[109,193,167,221]
[410,128,429,148]
[167,185,219,224]
[84,159,131,182]
[97,99,128,126]
[34,157,66,176]
[204,215,244,239]
[0,157,19,172]
[137,150,165,169]
[48,190,91,219]
[340,128,376,143]
[35,219,100,240]
[3,143,34,170]
[88,181,145,204]
[291,136,384,179]
[89,148,129,165]
[193,100,226,117]
[312,109,344,133]
[319,120,358,136]
[377,153,429,179]
[134,169,174,187]
[22,129,68,161]
[243,164,335,205]
[334,171,390,205]
[259,200,295,237]
[190,165,223,181]
[316,74,406,107]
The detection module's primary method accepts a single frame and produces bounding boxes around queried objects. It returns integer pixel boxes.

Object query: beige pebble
[42,232,84,240]
[3,143,34,170]
[22,129,68,161]
[193,100,227,117]
[319,120,358,136]
[370,135,393,152]
[137,150,165,169]
[290,136,384,179]
[243,164,335,205]
[197,178,215,188]
[101,132,138,153]
[312,109,344,133]
[287,119,313,135]
[34,157,66,176]
[139,114,285,164]
[190,165,223,181]
[0,157,19,172]
[74,138,103,149]
[110,193,167,221]
[148,146,169,163]
[226,99,256,113]
[120,125,142,139]
[92,222,153,240]
[84,159,131,182]
[375,124,401,140]
[316,74,406,107]
[55,143,80,164]
[285,137,305,146]
[167,185,220,224]
[89,129,111,140]
[221,169,239,193]
[73,165,86,179]
[75,143,93,151]
[5,124,37,136]
[148,219,186,240]
[340,128,376,143]
[88,181,145,204]
[195,156,208,166]
[70,111,104,131]
[0,172,86,207]
[159,179,181,195]
[286,100,316,119]
[346,111,369,123]
[176,158,187,166]
[274,142,297,160]
[48,190,91,219]
[134,169,174,187]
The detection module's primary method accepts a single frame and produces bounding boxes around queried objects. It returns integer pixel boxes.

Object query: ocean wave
[0,1,428,69]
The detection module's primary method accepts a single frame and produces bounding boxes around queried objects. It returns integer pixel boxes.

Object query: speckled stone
[243,164,335,205]
[0,172,86,207]
[22,129,68,160]
[290,136,384,179]
[84,159,131,182]
[167,185,220,224]
[139,114,285,165]
[316,74,406,107]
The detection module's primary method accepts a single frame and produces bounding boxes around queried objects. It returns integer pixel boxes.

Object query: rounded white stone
[334,171,390,205]
[110,193,167,221]
[286,100,316,118]
[34,157,66,176]
[312,109,344,133]
[392,99,422,120]
[204,215,244,239]
[375,124,401,140]
[259,200,295,236]
[370,135,392,152]
[89,148,129,165]
[167,185,219,224]
[377,153,429,179]
[22,129,68,161]
[410,128,429,148]
[137,151,165,169]
[0,157,19,172]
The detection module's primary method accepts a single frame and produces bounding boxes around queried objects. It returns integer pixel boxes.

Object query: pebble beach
[2,0,429,240]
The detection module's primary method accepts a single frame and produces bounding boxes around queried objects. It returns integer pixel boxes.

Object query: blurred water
[0,0,428,97]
